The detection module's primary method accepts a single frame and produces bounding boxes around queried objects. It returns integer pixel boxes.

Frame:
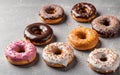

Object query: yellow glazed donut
[67,27,98,50]
[42,42,74,67]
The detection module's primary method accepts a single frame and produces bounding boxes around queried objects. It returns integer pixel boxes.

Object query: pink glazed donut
[5,40,36,65]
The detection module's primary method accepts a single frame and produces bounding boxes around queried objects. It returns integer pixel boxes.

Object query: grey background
[0,0,120,75]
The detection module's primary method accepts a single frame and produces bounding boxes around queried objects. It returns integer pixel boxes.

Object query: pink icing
[5,40,36,62]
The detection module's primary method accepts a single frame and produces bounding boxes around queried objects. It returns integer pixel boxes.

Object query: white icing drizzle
[42,42,74,67]
[88,48,120,72]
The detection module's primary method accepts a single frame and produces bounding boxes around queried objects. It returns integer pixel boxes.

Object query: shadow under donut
[75,39,102,53]
[116,29,120,38]
[49,13,68,25]
[107,66,120,75]
[88,39,102,52]
[107,28,120,39]
[94,39,102,49]
[96,11,100,18]
[51,56,78,72]
[35,35,57,48]
[51,35,57,43]
[14,53,40,68]
[59,14,68,24]
[95,66,120,75]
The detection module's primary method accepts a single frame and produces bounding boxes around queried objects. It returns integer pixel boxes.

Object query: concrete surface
[0,0,120,75]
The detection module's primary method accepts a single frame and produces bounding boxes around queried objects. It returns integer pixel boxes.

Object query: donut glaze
[71,2,97,22]
[24,23,53,46]
[92,15,120,38]
[42,42,74,67]
[88,48,120,73]
[39,4,64,24]
[67,27,98,50]
[5,40,36,65]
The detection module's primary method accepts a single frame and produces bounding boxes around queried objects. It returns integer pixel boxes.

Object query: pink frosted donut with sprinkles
[5,40,36,65]
[88,48,120,73]
[42,42,74,67]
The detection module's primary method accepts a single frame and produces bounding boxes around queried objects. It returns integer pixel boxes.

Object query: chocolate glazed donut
[92,15,120,38]
[71,2,97,23]
[39,4,64,24]
[24,23,54,46]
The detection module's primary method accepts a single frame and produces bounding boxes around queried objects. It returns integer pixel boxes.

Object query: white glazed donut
[88,48,120,73]
[42,42,74,67]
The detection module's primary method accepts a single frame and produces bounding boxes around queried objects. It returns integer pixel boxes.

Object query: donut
[71,2,97,23]
[42,42,74,67]
[67,27,98,50]
[88,48,120,73]
[5,40,36,65]
[24,23,54,46]
[92,15,120,38]
[39,4,64,24]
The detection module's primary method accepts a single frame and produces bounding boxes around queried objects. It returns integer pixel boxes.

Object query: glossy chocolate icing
[39,4,64,20]
[24,23,53,44]
[71,2,96,18]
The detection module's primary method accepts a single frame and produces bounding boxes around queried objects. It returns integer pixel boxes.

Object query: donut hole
[101,19,110,26]
[16,47,25,53]
[46,8,56,14]
[79,8,89,14]
[31,27,43,35]
[52,47,62,55]
[77,32,86,39]
[97,52,108,62]
[54,50,61,55]
[99,54,107,62]
[100,57,107,62]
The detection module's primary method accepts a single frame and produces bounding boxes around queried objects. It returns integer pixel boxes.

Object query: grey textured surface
[0,0,120,75]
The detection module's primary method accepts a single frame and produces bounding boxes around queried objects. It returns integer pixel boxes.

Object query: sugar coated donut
[24,23,54,46]
[88,48,120,73]
[39,4,64,24]
[67,27,98,50]
[71,2,97,22]
[42,42,74,67]
[5,40,36,65]
[92,15,120,38]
